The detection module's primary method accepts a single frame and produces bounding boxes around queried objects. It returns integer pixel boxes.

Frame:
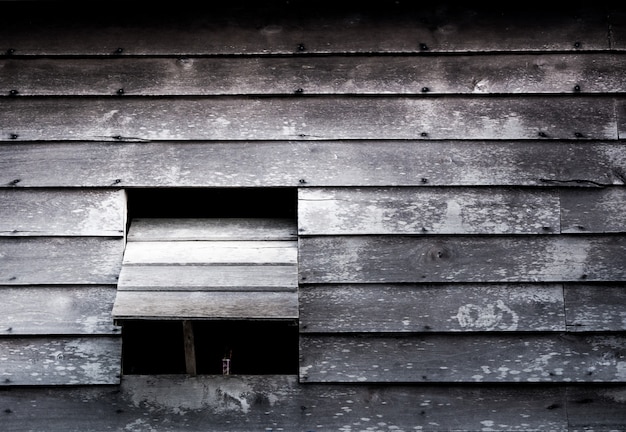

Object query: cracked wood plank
[2,141,625,188]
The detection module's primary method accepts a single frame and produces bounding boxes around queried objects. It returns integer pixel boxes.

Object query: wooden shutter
[112,218,298,321]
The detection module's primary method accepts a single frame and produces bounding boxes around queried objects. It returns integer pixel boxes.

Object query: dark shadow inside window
[122,320,299,375]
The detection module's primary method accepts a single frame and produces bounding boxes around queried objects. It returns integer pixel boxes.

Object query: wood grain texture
[0,286,119,335]
[112,291,298,320]
[3,54,625,95]
[299,334,626,383]
[0,336,121,385]
[0,237,124,285]
[561,187,626,233]
[299,187,561,235]
[2,141,625,188]
[0,96,617,141]
[0,189,126,236]
[0,2,609,55]
[565,284,626,331]
[117,265,297,291]
[299,284,565,333]
[0,375,577,432]
[299,235,626,283]
[122,241,297,265]
[128,218,296,241]
[567,385,626,431]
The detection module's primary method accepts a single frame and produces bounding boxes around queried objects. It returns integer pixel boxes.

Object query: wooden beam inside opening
[182,320,197,376]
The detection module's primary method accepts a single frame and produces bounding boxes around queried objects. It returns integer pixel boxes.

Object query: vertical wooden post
[182,320,197,376]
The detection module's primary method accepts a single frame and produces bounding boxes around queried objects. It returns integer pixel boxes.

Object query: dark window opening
[121,320,299,375]
[126,187,297,219]
[118,187,299,376]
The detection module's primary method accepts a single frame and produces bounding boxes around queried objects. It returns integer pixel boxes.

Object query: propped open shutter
[112,218,298,321]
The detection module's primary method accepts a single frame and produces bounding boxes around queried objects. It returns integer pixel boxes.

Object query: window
[112,188,298,375]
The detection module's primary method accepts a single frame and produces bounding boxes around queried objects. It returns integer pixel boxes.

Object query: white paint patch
[455,300,519,330]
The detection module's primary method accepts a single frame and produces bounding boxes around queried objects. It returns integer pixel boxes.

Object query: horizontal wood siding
[1,97,619,141]
[4,54,626,96]
[1,1,626,429]
[0,286,119,335]
[2,141,625,187]
[0,337,121,385]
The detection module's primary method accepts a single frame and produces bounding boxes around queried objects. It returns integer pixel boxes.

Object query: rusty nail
[299,178,306,184]
[420,132,428,137]
[9,134,18,140]
[117,88,125,95]
[9,89,18,96]
[294,88,304,94]
[115,48,124,54]
[297,43,306,51]
[538,131,547,137]
[573,85,581,92]
[574,41,581,48]
[421,87,430,93]
[574,132,584,138]
[419,43,429,51]
[421,178,428,184]
[6,48,15,55]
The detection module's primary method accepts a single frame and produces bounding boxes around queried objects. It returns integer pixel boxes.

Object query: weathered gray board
[1,97,618,141]
[128,218,297,241]
[299,187,562,235]
[299,235,626,283]
[0,189,126,236]
[2,141,625,187]
[0,375,584,432]
[0,237,124,285]
[560,187,626,233]
[299,334,626,383]
[112,291,298,321]
[4,54,626,95]
[0,3,612,55]
[299,284,565,333]
[0,286,118,335]
[117,265,298,291]
[565,284,626,331]
[3,376,625,431]
[0,337,121,385]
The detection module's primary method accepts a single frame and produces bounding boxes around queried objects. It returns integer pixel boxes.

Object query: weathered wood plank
[299,334,626,383]
[117,265,297,291]
[2,141,625,188]
[0,336,121,385]
[561,187,626,233]
[299,284,565,333]
[565,284,626,331]
[0,375,575,432]
[0,286,119,335]
[567,385,626,431]
[3,54,625,96]
[0,97,617,141]
[298,187,561,235]
[0,189,126,237]
[112,291,298,320]
[0,2,609,55]
[299,235,626,283]
[122,241,297,265]
[0,237,123,285]
[610,6,626,51]
[128,218,296,241]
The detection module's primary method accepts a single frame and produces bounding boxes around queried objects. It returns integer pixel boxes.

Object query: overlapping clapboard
[112,218,298,321]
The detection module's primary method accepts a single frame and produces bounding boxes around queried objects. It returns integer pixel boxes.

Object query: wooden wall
[1,1,626,430]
